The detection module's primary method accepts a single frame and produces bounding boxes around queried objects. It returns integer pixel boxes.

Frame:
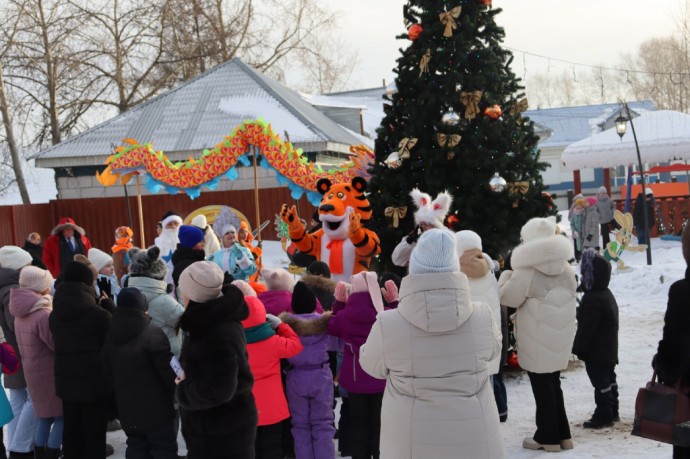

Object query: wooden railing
[614,195,690,237]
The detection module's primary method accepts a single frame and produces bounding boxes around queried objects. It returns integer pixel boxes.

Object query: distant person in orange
[111,226,134,284]
[42,217,92,278]
[238,222,262,282]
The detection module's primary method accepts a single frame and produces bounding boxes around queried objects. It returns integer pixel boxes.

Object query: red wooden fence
[614,196,690,237]
[1,188,316,252]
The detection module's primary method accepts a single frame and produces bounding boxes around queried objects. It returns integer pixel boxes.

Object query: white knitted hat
[598,186,607,194]
[409,229,460,274]
[179,261,224,303]
[0,246,32,271]
[455,230,482,257]
[88,248,114,273]
[19,266,53,293]
[191,214,208,229]
[520,216,558,242]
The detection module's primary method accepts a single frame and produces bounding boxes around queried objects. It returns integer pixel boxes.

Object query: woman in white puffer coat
[360,229,504,459]
[499,216,577,453]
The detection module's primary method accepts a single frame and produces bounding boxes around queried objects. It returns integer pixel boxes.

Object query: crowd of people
[0,191,681,459]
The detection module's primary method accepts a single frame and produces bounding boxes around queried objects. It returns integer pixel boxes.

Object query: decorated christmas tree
[369,0,555,271]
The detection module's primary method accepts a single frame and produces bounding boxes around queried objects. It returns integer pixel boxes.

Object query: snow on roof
[561,110,690,170]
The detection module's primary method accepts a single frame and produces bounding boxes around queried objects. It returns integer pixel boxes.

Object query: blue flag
[624,165,633,213]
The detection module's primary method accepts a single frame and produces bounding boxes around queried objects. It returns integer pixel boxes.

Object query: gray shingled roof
[31,58,364,168]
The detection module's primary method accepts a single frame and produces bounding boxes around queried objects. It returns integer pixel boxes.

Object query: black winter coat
[654,268,690,385]
[177,285,257,459]
[300,274,336,311]
[0,268,26,389]
[104,307,176,433]
[171,245,206,289]
[573,255,619,367]
[50,281,113,402]
[633,193,655,229]
[22,241,46,269]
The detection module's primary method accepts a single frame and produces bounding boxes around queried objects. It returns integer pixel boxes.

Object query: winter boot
[583,418,614,429]
[33,448,46,459]
[8,452,34,458]
[44,450,60,459]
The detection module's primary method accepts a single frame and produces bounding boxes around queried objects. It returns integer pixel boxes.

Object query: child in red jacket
[237,281,303,459]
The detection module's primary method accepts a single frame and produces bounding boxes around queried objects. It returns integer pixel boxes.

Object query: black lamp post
[615,102,652,265]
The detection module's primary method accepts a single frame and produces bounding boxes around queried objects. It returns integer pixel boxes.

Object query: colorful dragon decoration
[96,119,375,205]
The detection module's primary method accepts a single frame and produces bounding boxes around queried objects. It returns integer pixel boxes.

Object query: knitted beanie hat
[73,254,98,283]
[117,287,148,312]
[19,266,53,293]
[520,216,558,242]
[291,281,316,314]
[178,225,204,249]
[232,280,257,297]
[455,230,482,257]
[63,260,95,286]
[191,214,208,229]
[261,268,295,292]
[409,229,459,274]
[88,248,113,273]
[128,246,167,280]
[179,261,224,303]
[307,261,331,278]
[585,197,597,207]
[0,246,32,271]
[598,186,608,194]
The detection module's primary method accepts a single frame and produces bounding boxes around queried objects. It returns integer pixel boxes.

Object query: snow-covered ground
[107,226,683,458]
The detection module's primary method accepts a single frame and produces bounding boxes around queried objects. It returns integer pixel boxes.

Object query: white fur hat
[410,189,453,229]
[88,248,114,273]
[0,246,32,271]
[455,230,482,257]
[191,214,208,229]
[520,216,558,242]
[409,229,460,274]
[161,213,183,228]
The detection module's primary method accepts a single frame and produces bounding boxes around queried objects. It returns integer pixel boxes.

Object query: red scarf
[326,239,344,274]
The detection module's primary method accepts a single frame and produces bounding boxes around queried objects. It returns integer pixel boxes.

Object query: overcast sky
[322,0,683,89]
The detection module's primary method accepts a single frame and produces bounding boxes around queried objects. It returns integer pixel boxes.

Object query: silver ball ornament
[441,108,460,126]
[489,172,507,193]
[384,151,402,169]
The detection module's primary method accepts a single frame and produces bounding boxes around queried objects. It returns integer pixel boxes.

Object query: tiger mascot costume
[280,177,381,282]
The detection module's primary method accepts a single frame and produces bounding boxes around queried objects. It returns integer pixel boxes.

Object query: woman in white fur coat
[498,216,577,453]
[360,229,504,459]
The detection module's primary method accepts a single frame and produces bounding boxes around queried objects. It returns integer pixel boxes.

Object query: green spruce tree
[369,0,555,271]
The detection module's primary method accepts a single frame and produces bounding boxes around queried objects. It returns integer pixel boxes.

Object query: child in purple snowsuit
[281,282,341,459]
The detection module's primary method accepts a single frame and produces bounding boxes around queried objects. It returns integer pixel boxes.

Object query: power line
[505,46,690,78]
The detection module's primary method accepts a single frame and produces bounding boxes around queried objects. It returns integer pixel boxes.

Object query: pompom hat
[409,229,460,274]
[19,266,53,293]
[0,246,32,271]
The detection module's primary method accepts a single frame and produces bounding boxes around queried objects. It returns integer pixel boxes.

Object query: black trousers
[124,421,178,459]
[348,392,382,459]
[527,372,571,445]
[62,397,108,459]
[585,363,618,423]
[255,422,283,459]
[601,222,612,248]
[674,445,690,458]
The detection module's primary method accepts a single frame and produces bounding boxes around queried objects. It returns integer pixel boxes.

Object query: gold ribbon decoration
[398,137,418,159]
[439,6,462,38]
[509,98,529,117]
[436,133,462,148]
[507,181,530,207]
[384,206,408,227]
[419,49,431,77]
[459,90,483,119]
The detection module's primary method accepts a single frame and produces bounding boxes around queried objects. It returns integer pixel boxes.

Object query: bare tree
[0,0,31,203]
[292,35,359,93]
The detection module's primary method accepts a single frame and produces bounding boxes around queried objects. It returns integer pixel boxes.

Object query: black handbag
[632,370,690,447]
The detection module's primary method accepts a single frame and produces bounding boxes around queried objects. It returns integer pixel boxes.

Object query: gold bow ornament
[419,49,431,77]
[384,206,408,227]
[439,6,462,38]
[459,90,483,120]
[398,137,418,159]
[507,181,530,207]
[436,133,462,148]
[509,98,529,119]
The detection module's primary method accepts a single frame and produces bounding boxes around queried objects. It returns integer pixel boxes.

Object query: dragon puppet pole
[252,145,261,242]
[135,173,146,248]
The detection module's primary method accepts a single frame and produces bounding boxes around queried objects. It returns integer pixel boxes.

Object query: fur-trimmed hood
[51,217,85,236]
[280,311,332,336]
[299,274,336,294]
[511,235,573,276]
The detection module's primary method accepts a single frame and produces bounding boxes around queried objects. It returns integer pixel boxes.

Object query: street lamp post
[615,101,652,265]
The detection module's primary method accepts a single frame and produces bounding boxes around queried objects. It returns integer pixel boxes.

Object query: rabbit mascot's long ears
[410,189,453,229]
